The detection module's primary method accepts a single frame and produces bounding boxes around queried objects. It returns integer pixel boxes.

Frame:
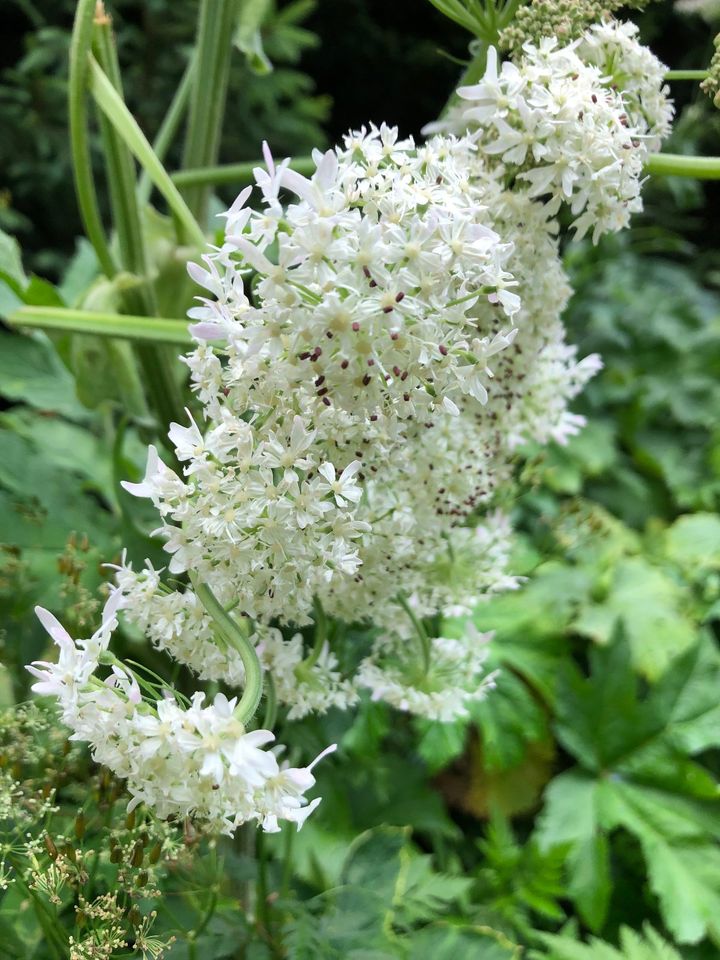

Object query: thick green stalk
[645,153,720,180]
[87,55,206,248]
[9,306,192,345]
[68,0,116,277]
[138,52,197,206]
[92,11,150,282]
[193,579,264,725]
[172,155,316,188]
[181,0,238,226]
[665,70,709,81]
[92,10,187,431]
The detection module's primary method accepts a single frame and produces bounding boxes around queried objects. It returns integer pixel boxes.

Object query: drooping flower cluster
[358,623,497,722]
[434,25,672,241]
[30,16,673,832]
[114,119,609,722]
[28,596,334,835]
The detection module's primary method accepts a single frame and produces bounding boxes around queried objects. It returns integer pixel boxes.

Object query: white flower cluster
[357,623,497,722]
[28,597,334,835]
[434,23,672,241]
[115,119,612,723]
[577,20,674,152]
[30,20,672,813]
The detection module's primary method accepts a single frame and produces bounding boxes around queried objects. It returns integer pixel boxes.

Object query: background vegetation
[1,1,720,957]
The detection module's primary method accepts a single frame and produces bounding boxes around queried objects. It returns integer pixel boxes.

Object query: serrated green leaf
[572,557,696,680]
[536,923,683,960]
[664,513,720,571]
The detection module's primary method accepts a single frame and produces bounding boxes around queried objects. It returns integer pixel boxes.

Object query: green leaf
[234,0,274,76]
[407,922,521,958]
[0,227,27,292]
[536,923,683,960]
[572,557,696,680]
[535,633,720,941]
[0,330,86,419]
[664,512,720,572]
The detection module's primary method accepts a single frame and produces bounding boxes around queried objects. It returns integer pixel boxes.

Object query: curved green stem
[192,579,264,725]
[645,153,720,180]
[87,55,206,248]
[68,0,116,277]
[92,11,187,432]
[396,594,431,675]
[262,673,278,731]
[172,155,316,189]
[138,52,197,206]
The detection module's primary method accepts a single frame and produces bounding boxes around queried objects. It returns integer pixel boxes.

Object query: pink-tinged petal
[190,321,225,341]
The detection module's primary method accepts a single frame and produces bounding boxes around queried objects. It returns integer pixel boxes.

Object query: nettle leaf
[288,827,475,957]
[406,922,521,958]
[572,557,696,680]
[535,633,720,940]
[475,814,566,932]
[535,923,683,960]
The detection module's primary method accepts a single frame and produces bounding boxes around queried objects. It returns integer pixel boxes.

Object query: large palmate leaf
[535,633,720,941]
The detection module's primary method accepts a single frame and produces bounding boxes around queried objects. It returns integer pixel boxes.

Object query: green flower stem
[397,594,431,675]
[303,597,328,670]
[9,305,193,345]
[92,12,151,285]
[193,579,264,726]
[138,52,197,206]
[68,0,116,277]
[180,0,238,226]
[87,54,206,248]
[645,153,720,180]
[665,70,709,81]
[92,10,187,432]
[262,673,278,730]
[172,155,316,189]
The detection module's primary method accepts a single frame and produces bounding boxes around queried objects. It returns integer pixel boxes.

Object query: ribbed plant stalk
[138,52,197,206]
[92,5,186,434]
[180,0,238,228]
[68,0,116,277]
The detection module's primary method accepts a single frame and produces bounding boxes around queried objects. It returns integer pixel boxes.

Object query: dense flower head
[28,599,333,835]
[576,20,673,152]
[357,622,497,722]
[433,30,672,242]
[187,127,521,435]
